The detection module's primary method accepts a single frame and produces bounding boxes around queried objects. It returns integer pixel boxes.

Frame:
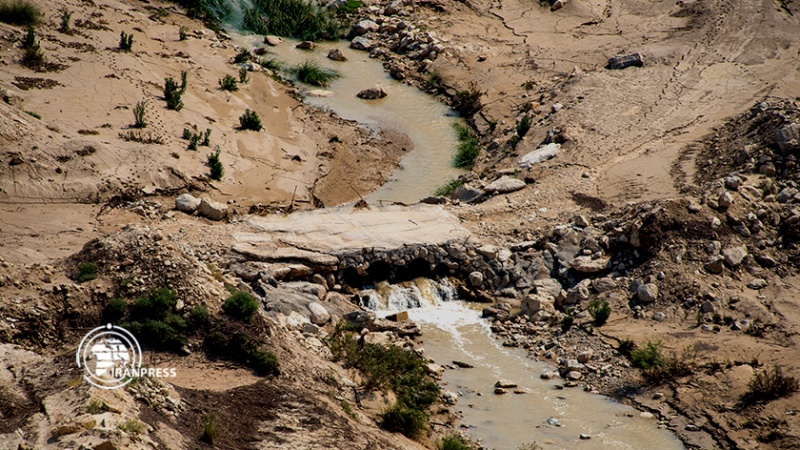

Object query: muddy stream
[235,35,684,449]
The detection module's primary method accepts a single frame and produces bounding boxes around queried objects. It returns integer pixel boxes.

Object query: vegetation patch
[293,60,339,87]
[120,287,188,352]
[741,366,799,405]
[238,109,263,131]
[206,147,224,180]
[587,300,611,326]
[241,0,342,41]
[218,74,238,91]
[119,130,164,144]
[77,262,98,282]
[203,330,279,376]
[12,76,60,90]
[452,122,479,169]
[433,178,464,197]
[164,71,187,111]
[437,434,471,450]
[452,83,484,117]
[118,31,133,51]
[222,290,259,322]
[0,0,41,26]
[378,402,428,439]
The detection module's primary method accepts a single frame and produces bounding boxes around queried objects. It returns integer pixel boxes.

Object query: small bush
[379,403,428,439]
[102,298,127,323]
[588,300,611,326]
[133,101,147,128]
[86,399,109,414]
[238,109,262,131]
[249,348,280,376]
[631,340,663,370]
[437,435,471,450]
[238,66,249,84]
[163,71,187,111]
[59,9,72,33]
[178,26,189,41]
[0,0,41,26]
[433,178,464,197]
[204,331,228,354]
[294,60,339,87]
[453,83,484,117]
[452,123,479,168]
[233,48,250,63]
[201,414,219,444]
[427,70,441,86]
[258,57,282,71]
[516,114,532,138]
[78,262,98,282]
[190,304,210,328]
[119,31,133,51]
[222,291,259,322]
[742,366,799,404]
[20,26,44,70]
[218,74,238,91]
[560,311,574,333]
[119,130,164,144]
[617,339,636,358]
[206,147,224,180]
[201,128,211,146]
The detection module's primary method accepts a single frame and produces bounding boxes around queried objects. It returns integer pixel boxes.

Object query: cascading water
[362,278,686,450]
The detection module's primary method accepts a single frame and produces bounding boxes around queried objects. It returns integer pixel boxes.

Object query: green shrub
[238,109,262,131]
[218,74,238,91]
[24,110,40,119]
[178,26,189,41]
[433,178,464,197]
[631,340,663,370]
[233,48,250,63]
[201,128,211,146]
[294,60,339,87]
[560,308,574,333]
[163,71,187,111]
[258,57,282,71]
[102,298,127,323]
[59,9,72,33]
[86,398,109,414]
[204,330,279,375]
[241,0,342,41]
[131,287,177,321]
[427,70,441,86]
[133,101,147,128]
[742,366,799,404]
[222,291,259,322]
[617,339,636,358]
[118,419,143,434]
[588,300,611,326]
[206,147,224,180]
[452,122,479,168]
[516,114,531,138]
[190,304,210,328]
[78,262,98,282]
[379,402,428,439]
[437,434,471,450]
[119,31,133,51]
[238,66,249,84]
[249,348,280,375]
[0,0,41,26]
[204,331,228,354]
[201,414,219,444]
[20,26,44,70]
[453,83,483,117]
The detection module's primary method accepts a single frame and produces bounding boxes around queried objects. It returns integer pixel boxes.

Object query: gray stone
[521,293,554,315]
[577,349,593,364]
[326,48,348,62]
[197,198,228,221]
[485,176,526,193]
[302,323,320,335]
[564,285,590,305]
[451,183,483,203]
[494,387,508,394]
[420,196,447,204]
[570,256,610,273]
[534,278,563,298]
[722,245,748,267]
[546,417,562,426]
[592,277,617,293]
[747,278,767,290]
[384,0,403,15]
[307,302,330,325]
[705,256,725,274]
[637,283,659,303]
[777,187,798,203]
[652,311,666,322]
[350,36,374,51]
[519,143,559,168]
[350,19,379,37]
[607,53,644,70]
[725,176,741,190]
[775,123,800,153]
[579,433,592,440]
[425,363,443,378]
[495,379,518,388]
[718,191,734,209]
[356,86,388,100]
[566,371,582,380]
[443,391,458,404]
[344,310,376,328]
[469,271,484,287]
[175,193,201,213]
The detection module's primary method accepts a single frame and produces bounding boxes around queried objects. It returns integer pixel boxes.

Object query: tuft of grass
[340,400,356,419]
[617,339,636,358]
[118,419,144,434]
[133,101,147,128]
[119,31,133,51]
[206,146,224,180]
[588,300,611,326]
[294,60,339,87]
[631,340,663,370]
[218,74,238,91]
[741,366,799,404]
[452,123,479,168]
[238,109,262,131]
[241,0,342,41]
[233,47,250,63]
[78,262,98,282]
[0,0,41,26]
[222,291,259,322]
[201,414,219,444]
[433,178,464,197]
[258,57,282,71]
[24,110,40,119]
[379,403,428,439]
[59,9,72,33]
[238,66,249,84]
[178,26,189,41]
[427,70,441,86]
[452,83,484,117]
[560,308,574,333]
[437,435,471,450]
[20,26,44,70]
[86,399,109,415]
[516,114,532,139]
[119,130,164,144]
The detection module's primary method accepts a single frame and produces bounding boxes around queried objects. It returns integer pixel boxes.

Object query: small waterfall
[360,278,457,314]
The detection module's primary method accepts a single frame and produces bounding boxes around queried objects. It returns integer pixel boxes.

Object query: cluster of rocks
[175,193,229,221]
[422,174,530,205]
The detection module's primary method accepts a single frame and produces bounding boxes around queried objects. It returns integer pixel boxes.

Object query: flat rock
[350,37,374,51]
[232,243,339,266]
[264,35,283,46]
[350,19,379,37]
[451,183,484,203]
[592,277,617,293]
[747,278,767,290]
[722,245,748,267]
[307,89,334,97]
[485,176,526,193]
[569,256,610,273]
[519,143,559,168]
[495,379,518,388]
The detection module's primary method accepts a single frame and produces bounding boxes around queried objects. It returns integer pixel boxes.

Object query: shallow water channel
[362,280,685,450]
[235,36,465,204]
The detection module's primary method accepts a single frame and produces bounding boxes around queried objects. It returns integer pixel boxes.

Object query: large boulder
[521,294,554,315]
[307,302,330,325]
[327,48,348,62]
[356,86,388,99]
[775,123,800,153]
[451,183,483,203]
[519,143,559,168]
[175,193,201,213]
[485,176,526,193]
[197,198,228,221]
[264,35,283,46]
[569,256,610,273]
[350,19,379,37]
[350,37,374,51]
[637,283,659,303]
